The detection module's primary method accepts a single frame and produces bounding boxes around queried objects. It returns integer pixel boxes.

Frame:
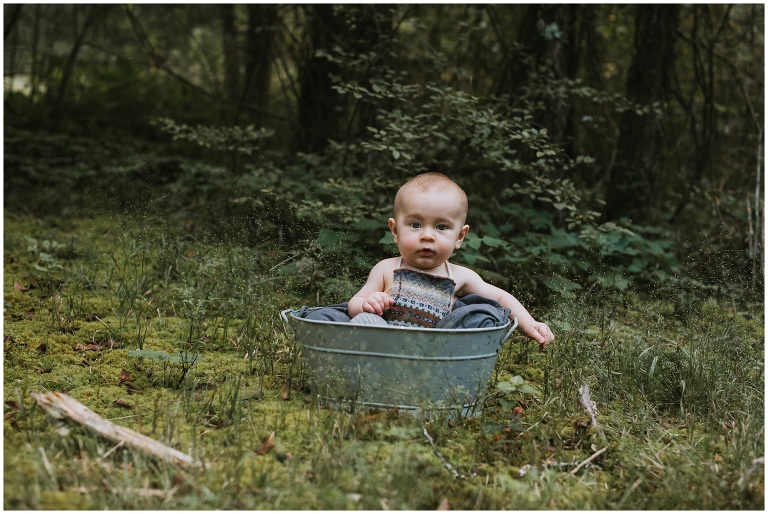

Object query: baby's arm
[348,260,395,317]
[459,268,554,349]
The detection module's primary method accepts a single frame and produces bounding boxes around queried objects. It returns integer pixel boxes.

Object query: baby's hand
[524,321,554,350]
[362,292,394,316]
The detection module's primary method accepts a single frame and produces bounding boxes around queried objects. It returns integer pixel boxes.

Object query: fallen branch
[570,446,607,475]
[578,384,598,427]
[73,485,179,498]
[31,391,200,469]
[737,456,765,488]
[423,427,472,480]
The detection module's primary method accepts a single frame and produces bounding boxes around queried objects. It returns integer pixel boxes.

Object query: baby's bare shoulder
[449,262,485,289]
[366,257,400,291]
[450,262,481,280]
[370,257,400,276]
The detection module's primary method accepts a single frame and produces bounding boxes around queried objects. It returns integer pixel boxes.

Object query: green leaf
[507,422,528,432]
[481,236,507,248]
[497,381,516,394]
[482,422,506,434]
[542,273,582,294]
[316,228,357,251]
[171,352,203,364]
[355,218,385,230]
[464,235,482,250]
[593,271,630,290]
[627,258,648,273]
[518,384,542,396]
[129,349,174,362]
[378,232,394,245]
[498,398,517,411]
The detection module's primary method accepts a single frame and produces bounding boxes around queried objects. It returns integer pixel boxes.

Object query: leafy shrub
[327,75,683,304]
[141,70,693,306]
[5,62,743,309]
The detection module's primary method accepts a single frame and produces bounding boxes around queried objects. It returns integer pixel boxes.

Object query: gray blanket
[293,294,511,329]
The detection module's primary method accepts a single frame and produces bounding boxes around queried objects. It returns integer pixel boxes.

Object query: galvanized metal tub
[281,309,517,417]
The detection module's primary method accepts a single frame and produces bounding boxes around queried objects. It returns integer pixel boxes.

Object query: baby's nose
[420,229,436,240]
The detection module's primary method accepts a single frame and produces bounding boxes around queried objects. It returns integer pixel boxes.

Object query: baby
[348,172,554,349]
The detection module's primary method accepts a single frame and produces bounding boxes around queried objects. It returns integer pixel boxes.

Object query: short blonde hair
[394,172,468,223]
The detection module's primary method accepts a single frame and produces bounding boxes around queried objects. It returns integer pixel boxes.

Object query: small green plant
[497,375,543,399]
[25,236,66,296]
[177,284,216,344]
[200,375,244,431]
[128,348,203,388]
[152,117,275,158]
[498,375,542,421]
[103,243,155,344]
[481,375,544,436]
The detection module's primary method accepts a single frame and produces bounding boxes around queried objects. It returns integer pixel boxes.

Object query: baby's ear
[455,224,470,248]
[388,218,398,242]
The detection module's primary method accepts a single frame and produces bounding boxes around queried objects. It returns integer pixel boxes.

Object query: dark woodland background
[4,4,764,307]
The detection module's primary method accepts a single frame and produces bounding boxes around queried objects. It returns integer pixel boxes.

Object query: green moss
[38,491,94,510]
[3,212,764,510]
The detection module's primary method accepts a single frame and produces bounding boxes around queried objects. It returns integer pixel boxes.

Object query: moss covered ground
[3,211,764,509]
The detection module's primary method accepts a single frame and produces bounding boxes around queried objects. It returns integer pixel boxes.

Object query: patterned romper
[382,258,456,328]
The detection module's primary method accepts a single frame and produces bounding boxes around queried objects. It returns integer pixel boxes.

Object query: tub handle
[280,309,296,334]
[502,317,519,343]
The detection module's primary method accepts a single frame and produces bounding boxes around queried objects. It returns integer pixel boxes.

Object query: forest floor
[3,210,764,510]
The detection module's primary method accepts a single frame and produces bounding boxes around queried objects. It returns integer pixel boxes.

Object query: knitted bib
[382,260,456,328]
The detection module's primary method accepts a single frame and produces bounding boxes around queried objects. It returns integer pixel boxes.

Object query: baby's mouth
[418,249,435,256]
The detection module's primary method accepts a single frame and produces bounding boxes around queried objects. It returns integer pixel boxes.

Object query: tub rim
[282,308,518,340]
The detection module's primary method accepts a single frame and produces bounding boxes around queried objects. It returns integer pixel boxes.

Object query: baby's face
[388,187,469,272]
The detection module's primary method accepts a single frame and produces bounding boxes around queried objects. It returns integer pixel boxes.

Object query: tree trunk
[6,8,18,93]
[295,5,394,153]
[296,5,347,153]
[4,4,23,40]
[669,5,732,223]
[3,4,24,40]
[603,5,680,223]
[241,4,278,125]
[221,5,239,106]
[493,4,551,98]
[31,4,41,101]
[543,5,580,150]
[51,5,110,117]
[343,5,393,141]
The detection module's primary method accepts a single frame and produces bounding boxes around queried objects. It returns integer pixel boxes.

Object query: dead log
[578,384,598,427]
[31,391,199,469]
[569,446,607,475]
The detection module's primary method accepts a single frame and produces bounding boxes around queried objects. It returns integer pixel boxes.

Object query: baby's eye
[436,224,448,231]
[409,221,422,229]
